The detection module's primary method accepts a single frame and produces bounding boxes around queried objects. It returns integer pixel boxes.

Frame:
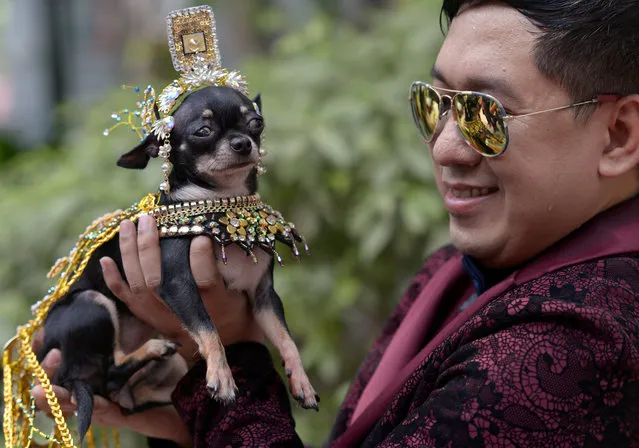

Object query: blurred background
[0,0,448,445]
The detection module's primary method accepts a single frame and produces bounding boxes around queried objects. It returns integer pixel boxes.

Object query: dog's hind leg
[251,268,319,410]
[107,339,180,391]
[108,350,186,414]
[38,290,117,441]
[88,293,179,381]
[158,237,237,403]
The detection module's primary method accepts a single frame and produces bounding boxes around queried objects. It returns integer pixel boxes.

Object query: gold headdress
[104,5,262,193]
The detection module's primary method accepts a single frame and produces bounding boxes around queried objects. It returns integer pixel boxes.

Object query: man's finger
[100,257,132,303]
[32,384,74,414]
[40,349,62,377]
[137,215,162,289]
[190,236,222,292]
[119,220,147,295]
[92,404,191,445]
[32,329,44,353]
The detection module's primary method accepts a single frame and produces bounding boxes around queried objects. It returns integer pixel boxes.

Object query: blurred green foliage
[0,0,446,445]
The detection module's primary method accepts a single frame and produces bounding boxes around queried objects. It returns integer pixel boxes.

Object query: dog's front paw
[285,363,320,411]
[205,363,238,404]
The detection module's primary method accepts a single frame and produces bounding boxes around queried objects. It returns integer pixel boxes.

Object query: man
[34,0,639,446]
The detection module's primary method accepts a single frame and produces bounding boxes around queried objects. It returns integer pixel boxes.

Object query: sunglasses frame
[409,81,619,157]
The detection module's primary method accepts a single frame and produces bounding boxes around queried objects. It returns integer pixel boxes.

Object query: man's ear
[117,134,160,169]
[599,95,639,178]
[252,94,262,115]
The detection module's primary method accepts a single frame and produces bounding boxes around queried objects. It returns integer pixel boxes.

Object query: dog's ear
[252,94,262,114]
[117,135,160,169]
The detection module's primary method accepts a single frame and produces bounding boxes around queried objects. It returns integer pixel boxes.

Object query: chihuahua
[37,86,319,442]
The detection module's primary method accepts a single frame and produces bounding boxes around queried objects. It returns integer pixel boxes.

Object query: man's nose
[430,118,483,168]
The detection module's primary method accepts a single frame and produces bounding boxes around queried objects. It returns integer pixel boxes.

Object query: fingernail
[99,257,108,272]
[139,215,152,233]
[120,220,133,237]
[70,395,77,406]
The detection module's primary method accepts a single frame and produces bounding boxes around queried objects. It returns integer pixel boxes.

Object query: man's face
[430,3,612,268]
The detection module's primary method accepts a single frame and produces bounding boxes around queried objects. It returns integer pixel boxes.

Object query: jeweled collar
[149,194,308,265]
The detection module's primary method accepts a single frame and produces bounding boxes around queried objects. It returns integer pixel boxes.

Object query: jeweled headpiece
[104,5,259,193]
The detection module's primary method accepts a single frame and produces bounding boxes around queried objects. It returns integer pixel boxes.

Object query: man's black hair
[440,0,639,102]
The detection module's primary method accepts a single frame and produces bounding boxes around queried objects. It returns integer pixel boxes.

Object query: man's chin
[449,225,503,265]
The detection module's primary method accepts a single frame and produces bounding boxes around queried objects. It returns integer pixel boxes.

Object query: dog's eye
[248,118,264,132]
[194,126,212,137]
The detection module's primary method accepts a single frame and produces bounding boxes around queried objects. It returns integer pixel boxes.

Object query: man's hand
[100,215,264,366]
[30,334,193,447]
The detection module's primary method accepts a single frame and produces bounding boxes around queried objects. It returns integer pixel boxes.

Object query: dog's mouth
[215,161,255,172]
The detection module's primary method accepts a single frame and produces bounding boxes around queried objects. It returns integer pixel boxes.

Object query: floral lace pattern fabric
[172,251,639,447]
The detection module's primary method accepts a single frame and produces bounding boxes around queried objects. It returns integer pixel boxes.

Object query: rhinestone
[159,182,170,192]
[266,215,277,225]
[169,226,178,235]
[230,217,240,227]
[191,225,204,234]
[258,235,266,242]
[268,234,276,241]
[178,226,190,235]
[213,227,221,234]
[239,234,246,241]
[232,234,239,241]
[248,234,255,242]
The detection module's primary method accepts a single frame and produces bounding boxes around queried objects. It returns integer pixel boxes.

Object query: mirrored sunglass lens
[453,93,508,156]
[410,84,440,142]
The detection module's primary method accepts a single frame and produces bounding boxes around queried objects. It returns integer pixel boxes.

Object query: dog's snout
[230,136,252,156]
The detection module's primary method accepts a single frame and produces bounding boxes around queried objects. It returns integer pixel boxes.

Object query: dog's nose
[230,136,253,156]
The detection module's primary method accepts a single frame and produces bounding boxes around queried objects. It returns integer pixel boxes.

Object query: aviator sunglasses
[409,81,619,157]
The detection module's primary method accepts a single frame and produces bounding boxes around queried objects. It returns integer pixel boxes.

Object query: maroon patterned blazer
[172,196,639,447]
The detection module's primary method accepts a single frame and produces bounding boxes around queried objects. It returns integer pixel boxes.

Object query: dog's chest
[214,244,271,295]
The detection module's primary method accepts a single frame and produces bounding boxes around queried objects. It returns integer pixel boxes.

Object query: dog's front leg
[159,237,237,403]
[251,266,319,410]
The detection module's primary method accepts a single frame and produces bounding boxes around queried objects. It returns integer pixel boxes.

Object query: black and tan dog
[37,86,318,441]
